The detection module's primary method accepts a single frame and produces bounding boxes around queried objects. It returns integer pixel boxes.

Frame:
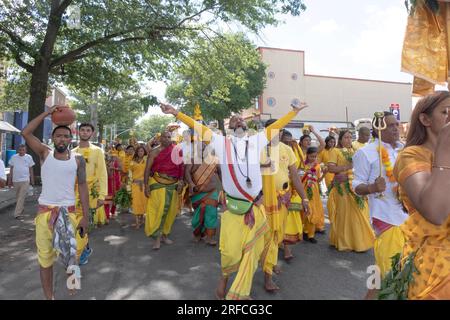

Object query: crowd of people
[10,90,450,300]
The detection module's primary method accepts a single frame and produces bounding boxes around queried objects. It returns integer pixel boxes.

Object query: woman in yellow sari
[327,130,375,252]
[393,91,450,299]
[281,130,305,258]
[319,135,336,191]
[130,146,148,229]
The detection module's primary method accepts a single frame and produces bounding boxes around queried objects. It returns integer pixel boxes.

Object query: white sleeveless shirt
[38,151,77,206]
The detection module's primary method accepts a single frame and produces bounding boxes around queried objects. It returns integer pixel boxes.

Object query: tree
[71,85,149,143]
[166,33,266,131]
[0,0,306,138]
[133,115,173,142]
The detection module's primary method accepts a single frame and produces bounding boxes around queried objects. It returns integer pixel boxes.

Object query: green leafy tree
[133,115,173,141]
[0,0,306,138]
[166,33,266,131]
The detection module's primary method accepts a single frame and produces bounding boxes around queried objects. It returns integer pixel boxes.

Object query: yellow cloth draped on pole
[394,145,450,299]
[260,143,296,275]
[284,142,304,244]
[130,158,148,216]
[401,1,450,95]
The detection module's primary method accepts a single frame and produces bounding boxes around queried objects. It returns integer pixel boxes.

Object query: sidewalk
[0,186,40,213]
[0,188,17,212]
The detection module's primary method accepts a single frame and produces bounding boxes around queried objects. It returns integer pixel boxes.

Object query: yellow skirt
[374,226,405,278]
[328,187,375,252]
[220,205,269,300]
[284,192,303,244]
[131,183,147,216]
[144,178,179,238]
[303,184,325,238]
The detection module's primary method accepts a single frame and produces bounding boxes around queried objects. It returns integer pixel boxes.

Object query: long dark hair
[406,91,450,147]
[133,146,147,162]
[338,130,352,148]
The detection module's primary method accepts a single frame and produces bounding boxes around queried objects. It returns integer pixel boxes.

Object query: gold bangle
[432,165,450,171]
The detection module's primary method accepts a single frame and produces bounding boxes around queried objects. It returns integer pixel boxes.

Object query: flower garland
[377,146,396,183]
[327,148,365,209]
[302,163,319,200]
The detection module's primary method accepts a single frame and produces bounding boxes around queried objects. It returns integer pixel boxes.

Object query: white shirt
[209,131,268,200]
[0,159,6,181]
[38,151,77,206]
[352,140,409,226]
[9,154,35,183]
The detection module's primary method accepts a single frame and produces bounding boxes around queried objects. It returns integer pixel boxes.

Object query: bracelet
[433,165,450,171]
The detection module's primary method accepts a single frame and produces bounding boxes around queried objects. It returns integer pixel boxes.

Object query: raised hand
[291,101,308,112]
[160,103,178,116]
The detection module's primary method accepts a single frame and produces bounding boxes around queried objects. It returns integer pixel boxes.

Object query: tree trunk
[27,61,50,178]
[90,91,99,141]
[98,122,104,144]
[218,119,225,135]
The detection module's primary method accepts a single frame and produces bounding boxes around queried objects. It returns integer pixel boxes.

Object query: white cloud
[311,19,339,34]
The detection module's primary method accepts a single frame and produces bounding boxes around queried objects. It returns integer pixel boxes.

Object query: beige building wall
[253,47,412,123]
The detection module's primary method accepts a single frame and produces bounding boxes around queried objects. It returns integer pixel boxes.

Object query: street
[0,196,374,300]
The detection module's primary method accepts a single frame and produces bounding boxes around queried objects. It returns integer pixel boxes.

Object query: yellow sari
[319,148,335,189]
[394,145,450,299]
[130,158,148,215]
[327,148,375,252]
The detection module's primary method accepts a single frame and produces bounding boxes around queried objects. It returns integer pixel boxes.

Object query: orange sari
[394,145,450,299]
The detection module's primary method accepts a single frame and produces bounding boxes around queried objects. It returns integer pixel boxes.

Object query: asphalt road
[0,196,374,300]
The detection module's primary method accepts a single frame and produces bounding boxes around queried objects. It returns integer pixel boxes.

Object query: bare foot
[153,238,161,250]
[216,277,228,300]
[264,279,280,292]
[162,237,174,245]
[193,236,202,243]
[273,265,282,275]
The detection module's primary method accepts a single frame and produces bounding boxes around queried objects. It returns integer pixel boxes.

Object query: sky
[140,0,413,120]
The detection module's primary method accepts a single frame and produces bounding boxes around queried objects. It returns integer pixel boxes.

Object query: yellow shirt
[352,141,367,151]
[72,144,108,200]
[261,143,297,191]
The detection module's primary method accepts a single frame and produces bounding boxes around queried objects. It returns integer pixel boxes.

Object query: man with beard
[72,123,108,265]
[160,102,308,300]
[21,106,89,299]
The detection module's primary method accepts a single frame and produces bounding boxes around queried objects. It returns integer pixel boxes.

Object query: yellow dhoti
[374,226,405,278]
[262,203,288,275]
[35,210,80,268]
[145,177,179,238]
[220,205,269,300]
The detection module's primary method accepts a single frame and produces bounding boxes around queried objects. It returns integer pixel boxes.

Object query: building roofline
[258,46,305,54]
[304,73,412,86]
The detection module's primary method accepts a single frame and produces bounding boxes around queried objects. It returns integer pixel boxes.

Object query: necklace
[231,138,252,188]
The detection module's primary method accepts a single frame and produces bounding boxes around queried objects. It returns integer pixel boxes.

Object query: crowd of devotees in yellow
[32,93,450,300]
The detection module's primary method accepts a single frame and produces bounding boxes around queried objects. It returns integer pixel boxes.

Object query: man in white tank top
[21,106,90,300]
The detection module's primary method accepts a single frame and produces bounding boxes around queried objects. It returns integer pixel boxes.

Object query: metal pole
[346,107,349,128]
